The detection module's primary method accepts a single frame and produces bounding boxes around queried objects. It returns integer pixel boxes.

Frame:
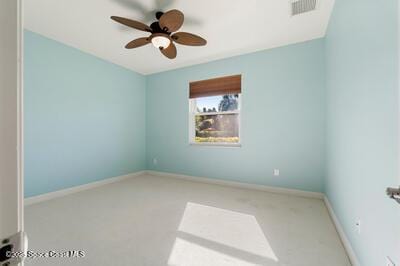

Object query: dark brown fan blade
[159,9,184,32]
[171,32,207,46]
[111,16,152,32]
[125,37,151,49]
[160,42,177,59]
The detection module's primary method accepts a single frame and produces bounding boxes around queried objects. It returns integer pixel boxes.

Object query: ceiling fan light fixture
[151,35,171,49]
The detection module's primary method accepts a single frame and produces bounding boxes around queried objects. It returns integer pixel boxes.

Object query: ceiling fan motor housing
[150,21,169,34]
[155,11,164,20]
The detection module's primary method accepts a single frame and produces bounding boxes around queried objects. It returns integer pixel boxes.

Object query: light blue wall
[25,5,400,262]
[325,0,400,265]
[24,30,146,197]
[24,33,326,196]
[146,40,326,192]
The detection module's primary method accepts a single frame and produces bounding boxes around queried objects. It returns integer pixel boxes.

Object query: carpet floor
[25,174,351,266]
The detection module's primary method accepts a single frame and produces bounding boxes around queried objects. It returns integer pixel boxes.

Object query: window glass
[190,94,241,144]
[196,94,239,113]
[195,113,239,143]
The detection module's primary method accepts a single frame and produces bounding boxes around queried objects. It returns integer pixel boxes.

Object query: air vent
[291,0,317,16]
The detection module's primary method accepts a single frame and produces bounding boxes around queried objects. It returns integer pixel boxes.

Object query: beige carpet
[25,174,351,266]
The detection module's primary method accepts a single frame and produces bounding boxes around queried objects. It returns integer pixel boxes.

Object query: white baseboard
[24,171,146,206]
[146,171,359,264]
[145,170,324,199]
[24,169,357,265]
[324,196,360,266]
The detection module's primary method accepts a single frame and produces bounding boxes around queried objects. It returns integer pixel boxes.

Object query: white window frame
[189,95,241,147]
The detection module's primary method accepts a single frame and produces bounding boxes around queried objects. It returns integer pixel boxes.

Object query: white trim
[189,142,241,147]
[195,111,240,116]
[188,98,196,142]
[398,0,400,184]
[24,170,324,206]
[24,171,146,206]
[145,170,324,199]
[17,0,24,234]
[324,196,360,266]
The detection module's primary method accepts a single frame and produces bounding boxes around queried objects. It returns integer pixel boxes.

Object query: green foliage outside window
[195,95,239,143]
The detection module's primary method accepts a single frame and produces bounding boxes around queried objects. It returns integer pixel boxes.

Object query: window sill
[189,142,241,147]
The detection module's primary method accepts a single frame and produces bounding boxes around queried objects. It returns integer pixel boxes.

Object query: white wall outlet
[273,169,280,176]
[153,158,158,165]
[386,256,395,266]
[355,220,361,234]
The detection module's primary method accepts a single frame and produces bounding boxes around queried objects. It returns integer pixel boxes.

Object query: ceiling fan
[111,9,207,59]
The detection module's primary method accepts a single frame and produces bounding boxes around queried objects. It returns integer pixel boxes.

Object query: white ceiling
[24,0,335,75]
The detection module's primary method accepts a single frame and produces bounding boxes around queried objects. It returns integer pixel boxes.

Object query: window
[189,75,241,146]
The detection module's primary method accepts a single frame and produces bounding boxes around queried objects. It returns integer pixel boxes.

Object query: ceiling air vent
[291,0,317,16]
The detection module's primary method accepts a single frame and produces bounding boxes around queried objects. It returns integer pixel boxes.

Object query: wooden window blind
[189,74,241,98]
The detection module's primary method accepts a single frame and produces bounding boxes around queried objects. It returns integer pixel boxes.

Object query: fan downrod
[155,11,164,20]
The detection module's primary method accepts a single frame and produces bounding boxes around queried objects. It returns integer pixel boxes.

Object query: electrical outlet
[153,158,158,165]
[355,220,361,234]
[273,169,280,176]
[386,257,395,266]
